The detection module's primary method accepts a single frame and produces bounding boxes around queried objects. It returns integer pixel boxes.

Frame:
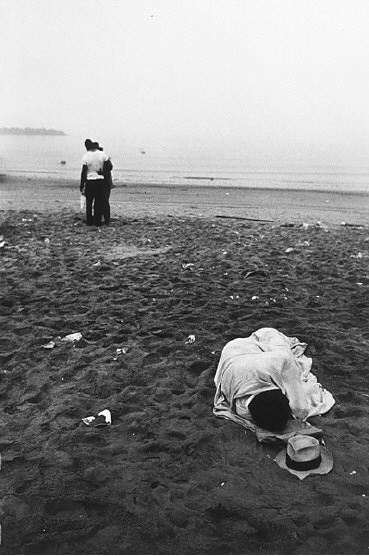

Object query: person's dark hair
[85,138,93,150]
[248,389,290,431]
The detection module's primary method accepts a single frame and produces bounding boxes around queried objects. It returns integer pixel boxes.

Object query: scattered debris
[296,240,310,247]
[215,215,274,223]
[182,263,194,270]
[251,295,259,301]
[315,222,329,231]
[62,332,82,343]
[82,416,95,426]
[245,270,269,279]
[82,409,112,427]
[351,252,363,259]
[185,335,196,344]
[113,347,129,360]
[0,236,8,249]
[341,222,364,228]
[42,341,55,349]
[93,260,101,266]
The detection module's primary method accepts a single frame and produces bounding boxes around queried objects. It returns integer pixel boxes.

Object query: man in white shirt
[80,139,109,226]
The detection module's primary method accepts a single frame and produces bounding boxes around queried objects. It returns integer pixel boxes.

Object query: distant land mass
[0,127,66,136]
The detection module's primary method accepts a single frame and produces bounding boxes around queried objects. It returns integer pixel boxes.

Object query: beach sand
[1,177,369,554]
[2,175,369,225]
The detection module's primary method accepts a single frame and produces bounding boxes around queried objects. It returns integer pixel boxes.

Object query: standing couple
[80,139,113,226]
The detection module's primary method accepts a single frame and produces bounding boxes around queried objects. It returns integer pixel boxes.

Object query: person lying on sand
[213,327,335,433]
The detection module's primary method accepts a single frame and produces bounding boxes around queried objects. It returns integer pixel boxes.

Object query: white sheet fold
[213,327,335,432]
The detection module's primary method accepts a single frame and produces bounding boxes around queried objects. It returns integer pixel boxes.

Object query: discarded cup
[98,409,112,425]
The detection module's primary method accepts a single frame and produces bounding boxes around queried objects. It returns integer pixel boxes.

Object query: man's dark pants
[102,170,113,224]
[85,179,104,225]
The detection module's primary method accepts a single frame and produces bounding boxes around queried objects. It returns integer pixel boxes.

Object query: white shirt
[81,150,109,180]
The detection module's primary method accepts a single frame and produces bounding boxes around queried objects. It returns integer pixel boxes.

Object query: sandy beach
[1,177,369,554]
[2,175,369,225]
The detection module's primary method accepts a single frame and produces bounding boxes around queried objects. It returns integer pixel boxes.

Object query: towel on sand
[213,328,335,442]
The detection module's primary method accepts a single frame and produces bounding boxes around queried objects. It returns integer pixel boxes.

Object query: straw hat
[275,435,333,480]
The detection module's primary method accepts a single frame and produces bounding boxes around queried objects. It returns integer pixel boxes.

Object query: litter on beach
[245,270,269,279]
[185,335,196,344]
[114,347,129,359]
[82,409,112,427]
[42,341,55,349]
[62,332,82,343]
[81,416,95,426]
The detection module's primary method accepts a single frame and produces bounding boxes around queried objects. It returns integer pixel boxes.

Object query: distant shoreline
[0,127,66,136]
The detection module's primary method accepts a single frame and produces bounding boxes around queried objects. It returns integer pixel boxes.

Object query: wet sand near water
[1,175,369,225]
[1,177,369,554]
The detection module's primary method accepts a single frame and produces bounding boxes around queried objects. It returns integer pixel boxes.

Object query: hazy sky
[3,0,369,161]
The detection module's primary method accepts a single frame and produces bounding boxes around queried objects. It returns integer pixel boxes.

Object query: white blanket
[213,327,335,433]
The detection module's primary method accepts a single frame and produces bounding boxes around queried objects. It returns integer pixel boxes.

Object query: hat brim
[275,445,333,480]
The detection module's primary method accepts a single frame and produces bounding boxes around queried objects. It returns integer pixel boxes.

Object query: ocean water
[1,134,369,193]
